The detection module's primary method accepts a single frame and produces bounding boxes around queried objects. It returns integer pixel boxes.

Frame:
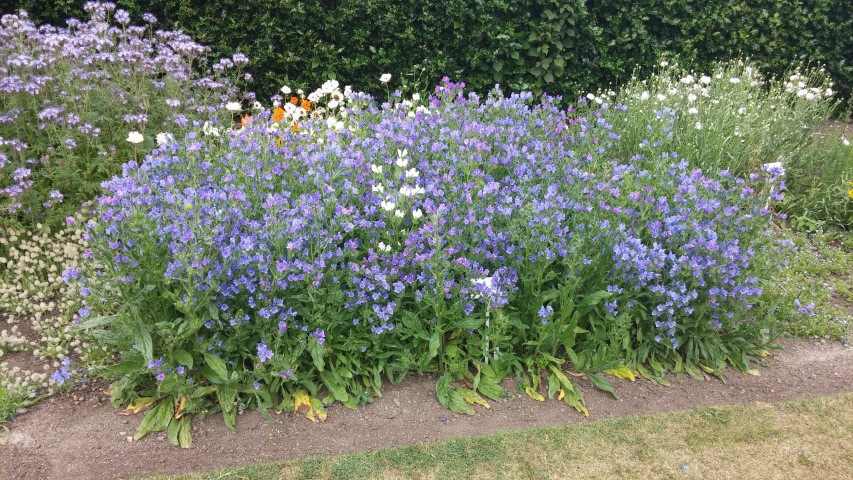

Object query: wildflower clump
[73,78,787,443]
[0,2,246,227]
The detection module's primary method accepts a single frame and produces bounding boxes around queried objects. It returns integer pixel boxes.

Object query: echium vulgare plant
[0,2,248,228]
[70,77,786,445]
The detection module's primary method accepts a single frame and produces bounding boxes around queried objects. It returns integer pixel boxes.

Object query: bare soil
[1,338,851,480]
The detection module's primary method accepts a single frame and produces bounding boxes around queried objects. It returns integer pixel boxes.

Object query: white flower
[737,107,746,115]
[656,93,667,102]
[372,184,385,193]
[297,89,304,96]
[380,200,396,211]
[281,85,292,95]
[586,93,596,100]
[699,75,711,85]
[321,79,339,94]
[412,208,423,219]
[272,100,281,107]
[396,149,409,167]
[414,185,425,195]
[680,75,694,85]
[327,100,339,110]
[202,121,220,137]
[729,77,740,84]
[252,101,262,110]
[377,242,392,253]
[660,60,669,67]
[225,101,242,112]
[307,91,322,103]
[688,107,698,114]
[843,138,850,147]
[694,121,702,130]
[400,185,414,197]
[379,73,392,83]
[826,88,834,96]
[805,92,816,101]
[126,131,144,144]
[155,132,173,146]
[407,111,416,118]
[344,85,353,97]
[687,93,697,102]
[405,168,419,178]
[412,93,421,102]
[371,164,383,174]
[640,91,650,101]
[394,209,405,218]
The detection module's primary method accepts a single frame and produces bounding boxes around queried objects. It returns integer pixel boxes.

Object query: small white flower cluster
[784,73,834,101]
[369,148,425,239]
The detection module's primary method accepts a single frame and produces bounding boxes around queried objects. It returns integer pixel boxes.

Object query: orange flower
[301,99,311,112]
[291,123,299,132]
[275,137,283,147]
[241,115,253,127]
[290,96,299,105]
[272,107,285,123]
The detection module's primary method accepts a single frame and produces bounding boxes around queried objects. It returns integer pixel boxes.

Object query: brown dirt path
[1,338,851,480]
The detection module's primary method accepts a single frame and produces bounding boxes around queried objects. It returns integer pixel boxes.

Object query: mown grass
[155,393,853,480]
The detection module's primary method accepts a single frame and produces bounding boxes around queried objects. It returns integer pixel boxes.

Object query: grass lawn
[156,392,853,480]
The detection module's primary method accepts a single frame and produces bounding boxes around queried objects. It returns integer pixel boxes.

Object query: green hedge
[3,0,851,101]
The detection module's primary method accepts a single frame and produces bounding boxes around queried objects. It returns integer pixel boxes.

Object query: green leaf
[135,321,153,361]
[71,314,121,330]
[133,400,173,441]
[477,379,506,401]
[309,341,325,372]
[436,373,452,408]
[428,332,440,359]
[447,390,475,415]
[547,373,560,399]
[579,291,613,309]
[585,373,617,399]
[167,416,180,446]
[202,353,228,383]
[173,350,193,369]
[177,416,192,448]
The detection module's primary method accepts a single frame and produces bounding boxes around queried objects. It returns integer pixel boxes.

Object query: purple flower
[257,340,273,363]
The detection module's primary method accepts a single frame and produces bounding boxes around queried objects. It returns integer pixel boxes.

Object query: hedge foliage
[3,0,851,101]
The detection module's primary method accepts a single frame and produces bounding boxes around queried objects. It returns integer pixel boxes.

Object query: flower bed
[70,77,787,444]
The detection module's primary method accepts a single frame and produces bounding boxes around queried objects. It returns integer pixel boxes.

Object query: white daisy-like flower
[371,164,383,174]
[680,75,694,84]
[405,168,419,178]
[688,107,699,114]
[729,77,740,84]
[660,60,669,67]
[412,93,421,102]
[842,138,849,147]
[656,93,667,102]
[695,121,702,130]
[380,200,395,211]
[699,75,711,85]
[394,209,405,218]
[225,101,242,112]
[412,208,423,219]
[126,131,144,144]
[155,132,173,146]
[380,73,392,83]
[252,101,262,110]
[640,91,650,101]
[687,93,697,102]
[281,85,292,95]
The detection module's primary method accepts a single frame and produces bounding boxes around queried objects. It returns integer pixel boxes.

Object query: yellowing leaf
[699,363,715,374]
[605,366,636,382]
[758,350,772,357]
[557,388,565,401]
[565,370,585,378]
[746,369,760,376]
[457,387,490,409]
[124,396,158,414]
[173,395,186,419]
[293,391,327,422]
[524,386,545,402]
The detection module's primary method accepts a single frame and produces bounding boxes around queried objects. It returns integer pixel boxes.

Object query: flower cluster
[0,3,245,227]
[73,76,786,423]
